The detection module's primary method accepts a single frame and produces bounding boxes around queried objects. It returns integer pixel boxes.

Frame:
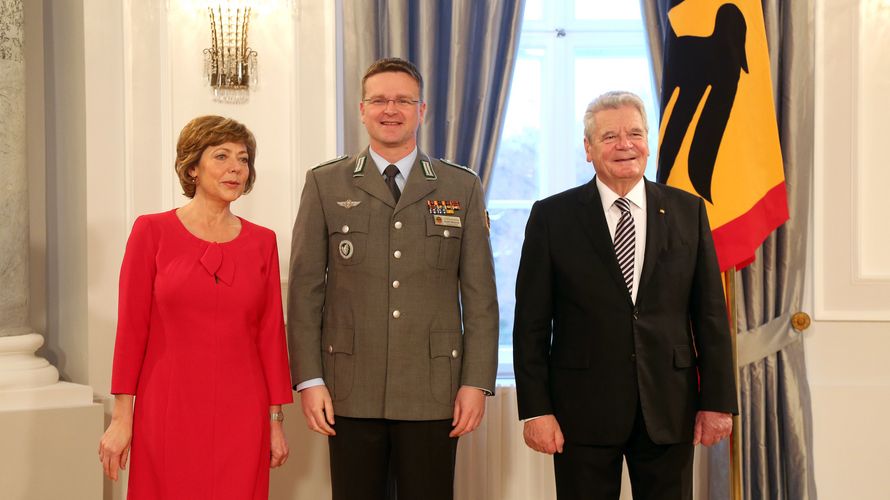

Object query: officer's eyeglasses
[363,97,421,109]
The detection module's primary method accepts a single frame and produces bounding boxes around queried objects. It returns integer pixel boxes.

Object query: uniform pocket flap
[328,213,370,235]
[430,330,461,359]
[321,328,355,355]
[673,345,694,368]
[425,216,463,239]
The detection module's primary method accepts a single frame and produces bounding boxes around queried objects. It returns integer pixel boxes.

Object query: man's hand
[450,387,486,437]
[523,414,564,454]
[300,385,336,436]
[693,410,732,446]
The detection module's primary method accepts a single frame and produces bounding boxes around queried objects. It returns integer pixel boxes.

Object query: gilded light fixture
[203,1,257,103]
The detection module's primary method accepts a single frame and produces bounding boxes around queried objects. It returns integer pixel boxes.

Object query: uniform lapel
[639,180,667,295]
[577,177,629,302]
[394,153,437,215]
[352,148,396,208]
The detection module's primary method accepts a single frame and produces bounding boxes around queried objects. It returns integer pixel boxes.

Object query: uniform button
[394,221,403,229]
[341,225,349,234]
[328,345,334,353]
[451,349,459,359]
[393,250,402,259]
[443,229,450,238]
[392,280,400,288]
[392,310,401,319]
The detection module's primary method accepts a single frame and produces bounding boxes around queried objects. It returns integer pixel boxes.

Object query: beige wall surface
[811,0,890,498]
[0,404,104,500]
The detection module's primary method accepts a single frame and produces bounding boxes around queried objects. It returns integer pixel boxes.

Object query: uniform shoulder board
[312,154,349,170]
[438,158,477,176]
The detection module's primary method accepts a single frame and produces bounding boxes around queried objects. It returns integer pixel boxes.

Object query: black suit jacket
[513,177,738,445]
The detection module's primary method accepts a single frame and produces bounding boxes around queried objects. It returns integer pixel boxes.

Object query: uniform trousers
[328,417,458,500]
[553,403,694,500]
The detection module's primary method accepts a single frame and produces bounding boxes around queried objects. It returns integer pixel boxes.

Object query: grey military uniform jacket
[287,148,499,421]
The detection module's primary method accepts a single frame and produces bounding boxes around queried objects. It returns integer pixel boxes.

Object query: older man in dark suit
[513,90,738,499]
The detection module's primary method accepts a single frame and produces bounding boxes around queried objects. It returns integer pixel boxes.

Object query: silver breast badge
[339,240,354,260]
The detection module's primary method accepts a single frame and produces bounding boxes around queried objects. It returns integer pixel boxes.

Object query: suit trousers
[328,417,458,500]
[553,404,694,500]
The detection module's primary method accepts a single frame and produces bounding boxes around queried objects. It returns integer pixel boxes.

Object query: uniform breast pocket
[329,213,370,266]
[424,217,462,270]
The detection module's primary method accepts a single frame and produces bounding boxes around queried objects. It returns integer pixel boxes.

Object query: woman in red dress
[98,116,293,499]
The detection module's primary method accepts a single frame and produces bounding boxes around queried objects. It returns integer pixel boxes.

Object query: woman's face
[190,142,250,204]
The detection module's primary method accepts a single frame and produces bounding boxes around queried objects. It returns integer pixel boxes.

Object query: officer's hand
[523,415,564,454]
[450,386,486,437]
[693,410,732,446]
[300,385,336,436]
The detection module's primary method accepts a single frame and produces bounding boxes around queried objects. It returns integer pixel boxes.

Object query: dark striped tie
[383,164,401,202]
[613,197,635,295]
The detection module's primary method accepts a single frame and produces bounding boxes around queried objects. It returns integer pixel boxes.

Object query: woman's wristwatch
[270,411,285,422]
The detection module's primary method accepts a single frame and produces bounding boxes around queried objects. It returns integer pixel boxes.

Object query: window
[490,0,659,379]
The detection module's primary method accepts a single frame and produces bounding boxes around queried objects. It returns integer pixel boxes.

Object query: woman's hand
[98,395,134,481]
[270,407,289,468]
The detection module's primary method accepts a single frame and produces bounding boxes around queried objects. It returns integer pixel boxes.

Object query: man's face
[360,71,426,151]
[584,105,649,190]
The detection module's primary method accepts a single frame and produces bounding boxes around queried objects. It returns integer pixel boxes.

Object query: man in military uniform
[287,57,498,500]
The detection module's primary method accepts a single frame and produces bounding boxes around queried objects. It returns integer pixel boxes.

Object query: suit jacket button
[633,308,639,320]
[631,353,636,362]
[341,225,349,234]
[394,221,403,229]
[392,310,401,319]
[451,349,459,358]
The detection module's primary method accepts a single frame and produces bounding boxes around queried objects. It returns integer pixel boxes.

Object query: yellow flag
[657,0,788,271]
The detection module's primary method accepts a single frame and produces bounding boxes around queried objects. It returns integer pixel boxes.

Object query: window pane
[523,0,544,22]
[489,206,532,351]
[489,50,544,200]
[574,0,641,20]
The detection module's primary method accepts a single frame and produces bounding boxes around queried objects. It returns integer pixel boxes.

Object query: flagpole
[723,268,743,500]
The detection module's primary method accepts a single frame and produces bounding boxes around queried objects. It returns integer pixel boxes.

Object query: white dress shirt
[595,176,647,304]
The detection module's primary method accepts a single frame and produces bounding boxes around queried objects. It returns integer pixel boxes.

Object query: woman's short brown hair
[175,115,257,198]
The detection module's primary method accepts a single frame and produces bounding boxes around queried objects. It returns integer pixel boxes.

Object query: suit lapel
[394,153,437,215]
[577,177,630,303]
[352,148,396,209]
[639,180,667,295]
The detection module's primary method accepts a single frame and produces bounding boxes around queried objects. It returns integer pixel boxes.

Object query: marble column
[0,0,59,391]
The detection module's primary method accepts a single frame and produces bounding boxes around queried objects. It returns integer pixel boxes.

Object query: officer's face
[584,105,649,192]
[360,71,426,152]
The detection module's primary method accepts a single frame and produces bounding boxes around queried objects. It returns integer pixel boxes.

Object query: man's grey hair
[583,91,649,140]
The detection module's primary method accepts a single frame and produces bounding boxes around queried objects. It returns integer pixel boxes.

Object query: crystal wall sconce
[203,1,257,103]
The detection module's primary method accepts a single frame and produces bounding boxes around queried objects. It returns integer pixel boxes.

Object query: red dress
[111,210,293,499]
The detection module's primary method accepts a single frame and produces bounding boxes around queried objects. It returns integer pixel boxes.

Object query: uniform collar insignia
[353,156,366,177]
[420,158,437,180]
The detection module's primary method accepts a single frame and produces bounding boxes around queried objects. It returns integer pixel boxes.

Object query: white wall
[810,0,890,498]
